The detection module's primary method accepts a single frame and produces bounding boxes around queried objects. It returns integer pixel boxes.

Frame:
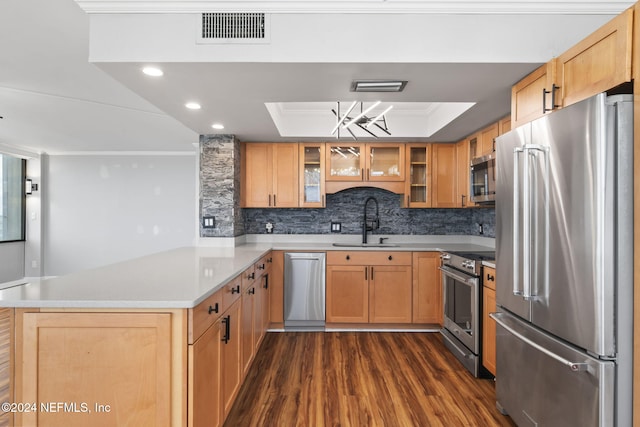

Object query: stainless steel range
[439,250,494,378]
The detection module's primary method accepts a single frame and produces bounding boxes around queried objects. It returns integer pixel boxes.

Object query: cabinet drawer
[483,266,496,291]
[241,265,257,290]
[189,290,223,343]
[327,251,411,266]
[222,276,243,310]
[254,252,272,279]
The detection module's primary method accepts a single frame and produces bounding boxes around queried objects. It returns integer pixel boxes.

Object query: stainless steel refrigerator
[493,92,633,426]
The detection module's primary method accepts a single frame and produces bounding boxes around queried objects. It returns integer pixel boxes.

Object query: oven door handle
[439,266,478,286]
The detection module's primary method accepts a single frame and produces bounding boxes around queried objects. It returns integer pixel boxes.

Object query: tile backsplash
[243,187,495,237]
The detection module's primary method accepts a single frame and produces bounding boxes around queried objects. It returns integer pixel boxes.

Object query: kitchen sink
[331,243,398,248]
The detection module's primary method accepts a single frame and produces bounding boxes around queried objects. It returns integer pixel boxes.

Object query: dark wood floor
[225,332,516,427]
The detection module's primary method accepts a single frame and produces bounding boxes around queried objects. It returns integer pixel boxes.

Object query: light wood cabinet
[557,9,633,108]
[16,310,180,427]
[189,318,223,427]
[269,250,284,329]
[326,265,369,323]
[325,143,405,193]
[455,139,472,208]
[478,122,498,157]
[412,252,442,325]
[431,143,458,208]
[326,251,412,324]
[243,143,299,208]
[0,309,12,427]
[369,265,412,323]
[512,9,633,128]
[482,266,497,376]
[221,297,242,418]
[241,268,258,377]
[498,115,511,135]
[404,144,431,208]
[299,143,325,207]
[511,61,557,128]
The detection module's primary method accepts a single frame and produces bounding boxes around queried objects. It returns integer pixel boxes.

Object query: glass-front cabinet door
[367,144,404,182]
[325,144,365,181]
[404,144,431,208]
[299,144,325,207]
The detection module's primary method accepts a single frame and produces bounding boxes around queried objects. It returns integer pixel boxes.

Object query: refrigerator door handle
[490,313,589,372]
[513,147,523,297]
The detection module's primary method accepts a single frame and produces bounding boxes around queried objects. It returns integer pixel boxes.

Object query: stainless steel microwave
[470,152,496,204]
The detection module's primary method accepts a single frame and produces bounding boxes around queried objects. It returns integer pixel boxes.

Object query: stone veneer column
[199,134,244,237]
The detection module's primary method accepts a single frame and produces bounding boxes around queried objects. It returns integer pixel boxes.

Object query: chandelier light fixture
[331,101,393,140]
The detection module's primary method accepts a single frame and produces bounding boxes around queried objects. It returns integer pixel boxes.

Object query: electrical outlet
[478,223,484,235]
[265,222,274,233]
[202,216,216,228]
[330,222,341,233]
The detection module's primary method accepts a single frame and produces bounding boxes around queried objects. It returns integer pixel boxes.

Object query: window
[0,154,26,242]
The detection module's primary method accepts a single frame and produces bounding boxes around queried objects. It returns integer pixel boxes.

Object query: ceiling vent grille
[198,13,270,44]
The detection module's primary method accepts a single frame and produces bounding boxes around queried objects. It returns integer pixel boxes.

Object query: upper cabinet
[242,143,299,208]
[556,8,633,108]
[404,144,431,208]
[431,143,458,208]
[512,8,633,128]
[511,61,557,128]
[325,143,405,193]
[299,143,325,208]
[456,139,473,208]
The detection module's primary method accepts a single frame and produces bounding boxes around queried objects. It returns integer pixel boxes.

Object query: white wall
[44,153,197,276]
[0,241,25,282]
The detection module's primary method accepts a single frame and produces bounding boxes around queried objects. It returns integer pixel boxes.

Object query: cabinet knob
[388,255,393,261]
[346,255,350,260]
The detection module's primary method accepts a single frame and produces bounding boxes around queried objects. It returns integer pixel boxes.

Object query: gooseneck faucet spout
[362,197,379,244]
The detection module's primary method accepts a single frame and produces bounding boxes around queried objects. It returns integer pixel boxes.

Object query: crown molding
[75,1,634,15]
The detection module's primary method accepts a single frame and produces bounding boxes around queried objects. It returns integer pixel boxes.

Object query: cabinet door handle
[322,194,325,207]
[461,194,466,208]
[361,168,364,181]
[249,287,255,295]
[367,168,370,180]
[365,267,368,280]
[406,195,410,207]
[208,303,219,314]
[258,264,265,270]
[231,285,240,294]
[248,272,255,280]
[487,274,495,282]
[273,194,277,206]
[221,315,230,344]
[543,84,560,113]
[370,266,374,280]
[268,194,271,207]
[267,257,273,263]
[263,276,269,289]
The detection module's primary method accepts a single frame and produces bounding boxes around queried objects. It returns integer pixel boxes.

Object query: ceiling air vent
[197,12,270,44]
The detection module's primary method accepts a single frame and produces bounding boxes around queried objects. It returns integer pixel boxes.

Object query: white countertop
[0,235,494,309]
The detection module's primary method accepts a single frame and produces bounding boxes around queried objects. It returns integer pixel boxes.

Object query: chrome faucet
[362,196,379,244]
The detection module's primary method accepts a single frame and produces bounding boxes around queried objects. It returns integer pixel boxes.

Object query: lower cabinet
[189,318,223,427]
[482,266,497,376]
[412,252,443,325]
[16,310,181,427]
[221,298,242,418]
[326,251,412,324]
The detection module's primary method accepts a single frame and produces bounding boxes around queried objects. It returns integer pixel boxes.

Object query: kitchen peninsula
[0,236,493,427]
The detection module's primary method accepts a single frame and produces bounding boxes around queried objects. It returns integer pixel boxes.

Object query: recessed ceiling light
[142,67,163,77]
[350,80,407,92]
[211,123,224,130]
[185,102,201,110]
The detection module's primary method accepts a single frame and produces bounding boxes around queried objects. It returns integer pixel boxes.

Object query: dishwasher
[284,252,326,331]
